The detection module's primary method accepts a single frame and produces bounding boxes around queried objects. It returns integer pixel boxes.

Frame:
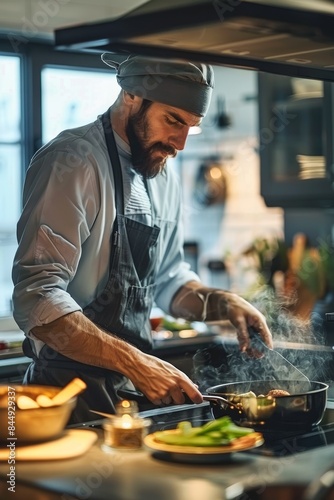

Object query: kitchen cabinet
[258,73,334,208]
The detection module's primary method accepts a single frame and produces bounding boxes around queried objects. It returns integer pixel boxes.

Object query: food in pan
[228,388,291,420]
[266,389,291,397]
[236,389,291,399]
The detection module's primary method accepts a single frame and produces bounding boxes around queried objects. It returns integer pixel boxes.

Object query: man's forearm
[170,281,229,322]
[31,310,204,405]
[31,311,141,378]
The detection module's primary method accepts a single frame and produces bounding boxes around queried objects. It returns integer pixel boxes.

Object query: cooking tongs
[249,328,310,383]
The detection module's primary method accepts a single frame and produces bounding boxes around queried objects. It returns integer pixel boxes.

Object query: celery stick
[154,417,257,447]
[154,432,232,447]
[192,416,232,435]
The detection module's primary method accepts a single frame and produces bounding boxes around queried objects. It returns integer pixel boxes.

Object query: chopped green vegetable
[177,421,193,436]
[154,417,256,447]
[161,317,193,331]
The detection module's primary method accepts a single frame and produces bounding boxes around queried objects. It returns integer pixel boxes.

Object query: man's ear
[123,91,135,101]
[123,91,142,111]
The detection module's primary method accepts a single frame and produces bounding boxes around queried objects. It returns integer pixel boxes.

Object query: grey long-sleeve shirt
[12,114,199,355]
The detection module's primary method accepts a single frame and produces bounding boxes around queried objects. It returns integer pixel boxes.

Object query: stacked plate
[297,154,326,180]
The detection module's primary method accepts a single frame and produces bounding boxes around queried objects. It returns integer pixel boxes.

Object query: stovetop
[139,401,334,458]
[81,400,334,459]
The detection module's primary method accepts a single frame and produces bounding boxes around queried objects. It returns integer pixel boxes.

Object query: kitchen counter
[0,325,223,383]
[1,323,333,390]
[0,331,29,383]
[1,402,334,500]
[0,431,334,500]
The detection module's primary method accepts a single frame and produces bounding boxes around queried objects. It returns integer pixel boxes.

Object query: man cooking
[12,54,272,423]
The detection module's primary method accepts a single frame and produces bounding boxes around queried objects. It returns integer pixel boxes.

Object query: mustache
[150,142,177,157]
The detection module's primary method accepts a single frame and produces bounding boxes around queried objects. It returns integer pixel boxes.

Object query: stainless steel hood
[54,0,334,81]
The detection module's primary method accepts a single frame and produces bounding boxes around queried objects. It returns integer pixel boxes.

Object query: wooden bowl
[0,384,77,443]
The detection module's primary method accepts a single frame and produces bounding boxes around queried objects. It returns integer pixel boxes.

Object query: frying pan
[205,380,328,430]
[117,374,328,430]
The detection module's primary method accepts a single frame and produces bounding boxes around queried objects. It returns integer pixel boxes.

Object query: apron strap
[102,108,124,216]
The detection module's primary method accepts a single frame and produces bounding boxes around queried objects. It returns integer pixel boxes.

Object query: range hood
[54,0,334,81]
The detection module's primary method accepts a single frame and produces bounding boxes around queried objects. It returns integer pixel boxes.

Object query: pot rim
[206,379,329,398]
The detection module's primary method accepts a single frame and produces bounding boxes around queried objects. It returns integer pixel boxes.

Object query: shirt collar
[113,130,131,159]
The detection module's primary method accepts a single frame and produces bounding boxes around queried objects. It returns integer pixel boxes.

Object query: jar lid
[115,399,139,417]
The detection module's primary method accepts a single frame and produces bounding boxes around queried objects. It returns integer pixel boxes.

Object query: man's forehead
[158,103,202,127]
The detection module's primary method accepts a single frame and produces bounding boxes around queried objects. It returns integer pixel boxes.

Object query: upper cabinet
[258,73,334,208]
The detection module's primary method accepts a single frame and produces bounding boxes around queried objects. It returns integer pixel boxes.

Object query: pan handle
[118,389,243,413]
[202,394,241,412]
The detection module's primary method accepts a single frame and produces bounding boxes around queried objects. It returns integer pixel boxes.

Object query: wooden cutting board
[0,429,98,461]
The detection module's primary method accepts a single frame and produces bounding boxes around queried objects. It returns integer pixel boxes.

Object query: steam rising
[192,288,333,391]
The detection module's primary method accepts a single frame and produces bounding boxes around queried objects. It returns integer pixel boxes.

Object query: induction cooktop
[81,400,334,458]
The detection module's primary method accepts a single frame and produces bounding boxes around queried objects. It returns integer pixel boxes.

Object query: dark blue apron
[22,109,161,423]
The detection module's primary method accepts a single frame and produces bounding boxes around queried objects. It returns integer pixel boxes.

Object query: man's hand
[171,281,273,353]
[222,291,273,353]
[123,352,203,406]
[32,311,202,406]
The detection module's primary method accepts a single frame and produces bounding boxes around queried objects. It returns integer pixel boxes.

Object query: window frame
[0,37,117,322]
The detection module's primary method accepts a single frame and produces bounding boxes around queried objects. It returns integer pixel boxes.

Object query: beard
[126,103,177,179]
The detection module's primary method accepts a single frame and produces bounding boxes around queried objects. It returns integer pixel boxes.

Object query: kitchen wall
[178,66,284,293]
[0,0,149,37]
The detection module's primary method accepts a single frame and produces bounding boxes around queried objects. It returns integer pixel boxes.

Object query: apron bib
[23,109,161,423]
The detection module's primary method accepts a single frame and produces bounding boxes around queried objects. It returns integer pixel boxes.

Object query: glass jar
[103,400,151,450]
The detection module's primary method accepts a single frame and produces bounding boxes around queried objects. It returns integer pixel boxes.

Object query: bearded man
[12,55,272,423]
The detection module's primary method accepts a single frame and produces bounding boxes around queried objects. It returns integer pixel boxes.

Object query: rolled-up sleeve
[12,147,99,335]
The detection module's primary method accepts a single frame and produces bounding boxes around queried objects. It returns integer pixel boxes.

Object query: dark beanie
[101,53,214,117]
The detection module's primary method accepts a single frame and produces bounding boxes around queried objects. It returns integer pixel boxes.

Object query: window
[41,67,119,143]
[0,54,22,316]
[0,42,118,320]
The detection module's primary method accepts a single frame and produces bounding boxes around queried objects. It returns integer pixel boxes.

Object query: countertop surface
[0,324,333,498]
[0,426,334,500]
